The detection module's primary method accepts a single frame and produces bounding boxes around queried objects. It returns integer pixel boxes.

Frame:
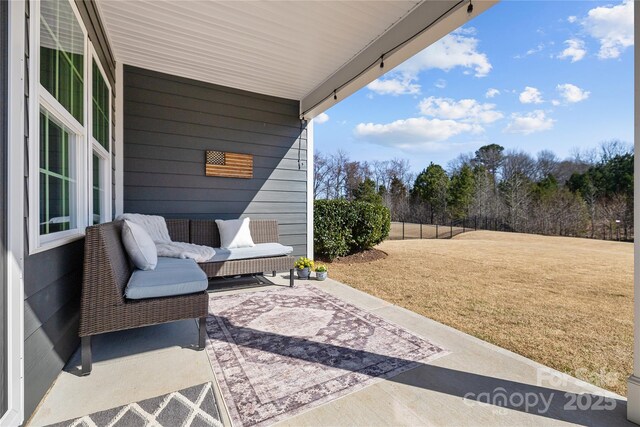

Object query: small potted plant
[315,264,328,281]
[294,257,314,280]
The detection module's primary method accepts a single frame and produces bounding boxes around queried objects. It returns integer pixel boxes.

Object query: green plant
[315,264,327,273]
[314,199,390,261]
[351,201,390,251]
[314,199,356,261]
[294,257,314,270]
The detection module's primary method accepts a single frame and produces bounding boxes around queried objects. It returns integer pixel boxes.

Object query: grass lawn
[325,230,633,396]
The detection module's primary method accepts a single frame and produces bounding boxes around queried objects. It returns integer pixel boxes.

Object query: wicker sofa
[79,221,208,375]
[165,218,296,285]
[79,218,296,375]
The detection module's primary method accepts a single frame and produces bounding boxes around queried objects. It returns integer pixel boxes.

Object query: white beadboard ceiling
[97,0,422,101]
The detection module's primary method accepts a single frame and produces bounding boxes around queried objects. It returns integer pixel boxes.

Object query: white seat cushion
[125,257,208,299]
[205,243,293,262]
[122,220,158,270]
[215,218,255,249]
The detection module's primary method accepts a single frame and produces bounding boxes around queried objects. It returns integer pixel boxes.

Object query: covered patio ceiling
[97,0,497,118]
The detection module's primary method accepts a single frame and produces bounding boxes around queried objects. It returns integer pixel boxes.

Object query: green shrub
[351,201,391,251]
[314,200,355,260]
[314,199,390,260]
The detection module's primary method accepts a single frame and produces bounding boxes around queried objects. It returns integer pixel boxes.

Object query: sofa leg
[81,336,92,376]
[290,269,294,287]
[198,317,207,350]
[272,270,277,277]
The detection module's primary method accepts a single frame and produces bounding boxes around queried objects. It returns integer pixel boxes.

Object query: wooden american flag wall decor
[205,150,253,179]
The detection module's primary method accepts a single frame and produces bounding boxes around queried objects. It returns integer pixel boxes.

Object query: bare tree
[470,168,503,221]
[327,150,350,199]
[313,151,330,199]
[535,149,559,180]
[555,159,590,185]
[599,193,629,239]
[600,140,633,162]
[389,158,413,188]
[569,146,598,166]
[447,152,474,175]
[372,160,390,191]
[502,150,536,182]
[344,161,364,200]
[501,173,532,232]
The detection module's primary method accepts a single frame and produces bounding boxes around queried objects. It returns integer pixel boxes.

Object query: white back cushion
[215,218,255,249]
[122,220,158,270]
[117,213,171,243]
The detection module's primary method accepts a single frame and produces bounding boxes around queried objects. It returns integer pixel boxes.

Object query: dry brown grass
[325,230,633,395]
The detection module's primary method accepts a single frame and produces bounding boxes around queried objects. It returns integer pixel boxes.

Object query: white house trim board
[627,1,640,423]
[306,119,314,259]
[3,1,25,425]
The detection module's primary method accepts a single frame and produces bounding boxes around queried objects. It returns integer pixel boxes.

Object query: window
[90,59,111,225]
[92,153,104,225]
[31,0,112,251]
[39,110,77,235]
[40,0,84,124]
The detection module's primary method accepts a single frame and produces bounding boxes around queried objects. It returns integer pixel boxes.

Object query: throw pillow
[122,220,158,270]
[215,218,256,249]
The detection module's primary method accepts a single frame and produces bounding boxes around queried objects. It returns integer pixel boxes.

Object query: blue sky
[314,0,634,173]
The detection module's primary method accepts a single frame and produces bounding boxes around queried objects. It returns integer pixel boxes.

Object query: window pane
[40,110,77,235]
[92,153,104,225]
[92,61,109,150]
[40,0,84,123]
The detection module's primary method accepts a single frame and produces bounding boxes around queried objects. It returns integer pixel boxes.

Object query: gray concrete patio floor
[28,275,632,427]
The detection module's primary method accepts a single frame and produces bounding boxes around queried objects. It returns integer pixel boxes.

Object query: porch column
[628,3,640,423]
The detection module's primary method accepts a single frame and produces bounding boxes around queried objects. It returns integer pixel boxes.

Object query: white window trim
[88,45,113,226]
[115,62,124,217]
[29,0,113,254]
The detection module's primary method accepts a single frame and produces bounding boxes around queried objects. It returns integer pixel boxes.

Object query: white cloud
[455,26,477,36]
[367,29,491,97]
[556,83,590,103]
[504,110,555,135]
[354,117,478,150]
[434,79,447,89]
[519,86,544,104]
[485,88,500,98]
[582,0,633,59]
[397,30,492,78]
[418,97,503,125]
[367,77,420,96]
[515,43,545,59]
[558,39,587,62]
[551,100,561,106]
[527,44,545,56]
[567,15,577,23]
[314,112,330,124]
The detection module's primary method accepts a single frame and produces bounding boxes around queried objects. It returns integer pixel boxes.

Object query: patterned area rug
[48,382,222,427]
[206,285,449,427]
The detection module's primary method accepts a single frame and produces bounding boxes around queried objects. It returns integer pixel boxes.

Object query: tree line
[314,140,633,240]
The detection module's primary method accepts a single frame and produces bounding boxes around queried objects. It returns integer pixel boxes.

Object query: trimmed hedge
[314,200,390,260]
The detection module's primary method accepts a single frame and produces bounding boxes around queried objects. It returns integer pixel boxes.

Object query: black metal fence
[388,220,472,240]
[388,216,633,242]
